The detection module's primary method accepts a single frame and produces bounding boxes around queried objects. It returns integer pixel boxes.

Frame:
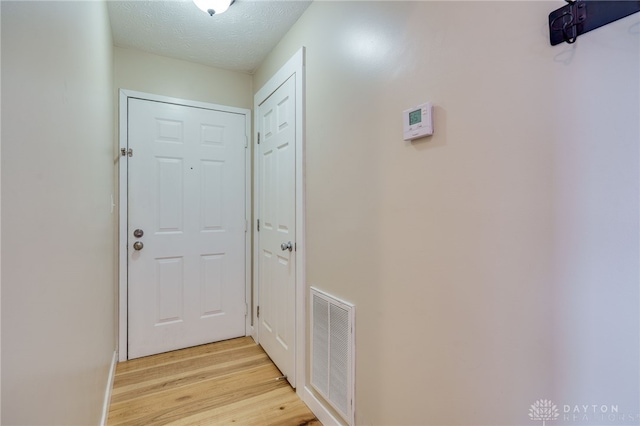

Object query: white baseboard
[300,385,345,426]
[100,351,118,426]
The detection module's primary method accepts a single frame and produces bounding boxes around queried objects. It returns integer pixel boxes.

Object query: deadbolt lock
[133,229,144,238]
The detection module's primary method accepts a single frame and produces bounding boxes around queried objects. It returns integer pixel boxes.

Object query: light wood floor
[108,337,321,426]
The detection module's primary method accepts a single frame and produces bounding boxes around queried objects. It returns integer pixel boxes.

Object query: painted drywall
[254,2,639,425]
[1,1,115,424]
[114,46,253,109]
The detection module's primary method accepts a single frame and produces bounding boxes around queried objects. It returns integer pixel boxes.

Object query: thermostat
[403,102,433,141]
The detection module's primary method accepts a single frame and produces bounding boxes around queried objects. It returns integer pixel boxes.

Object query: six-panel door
[128,98,246,359]
[258,75,297,385]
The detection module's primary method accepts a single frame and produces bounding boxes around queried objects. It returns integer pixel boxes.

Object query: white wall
[114,46,252,109]
[254,2,639,425]
[1,2,115,424]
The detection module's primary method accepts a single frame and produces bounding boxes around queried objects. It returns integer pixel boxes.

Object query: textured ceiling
[107,0,312,73]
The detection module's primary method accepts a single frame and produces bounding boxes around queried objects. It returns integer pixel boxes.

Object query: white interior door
[257,75,297,385]
[127,98,247,359]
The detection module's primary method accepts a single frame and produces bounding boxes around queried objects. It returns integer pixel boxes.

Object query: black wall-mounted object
[549,0,640,46]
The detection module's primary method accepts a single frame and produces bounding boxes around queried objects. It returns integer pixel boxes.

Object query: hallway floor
[107,337,320,425]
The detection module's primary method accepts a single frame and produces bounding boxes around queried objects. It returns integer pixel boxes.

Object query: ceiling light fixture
[193,0,233,16]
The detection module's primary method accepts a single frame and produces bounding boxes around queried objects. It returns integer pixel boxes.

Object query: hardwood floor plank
[113,379,285,425]
[108,337,320,426]
[169,386,321,426]
[115,337,256,374]
[109,364,282,422]
[111,355,270,404]
[112,345,264,381]
[112,349,268,394]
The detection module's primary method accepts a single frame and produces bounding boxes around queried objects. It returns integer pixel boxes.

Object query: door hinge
[245,303,249,317]
[257,219,260,232]
[257,306,260,318]
[245,219,248,233]
[257,132,261,145]
[120,148,133,157]
[245,135,248,148]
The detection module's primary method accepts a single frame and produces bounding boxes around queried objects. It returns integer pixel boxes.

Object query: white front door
[127,98,247,359]
[257,75,297,385]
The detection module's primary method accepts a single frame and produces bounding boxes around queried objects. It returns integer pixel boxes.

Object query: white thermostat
[403,102,433,141]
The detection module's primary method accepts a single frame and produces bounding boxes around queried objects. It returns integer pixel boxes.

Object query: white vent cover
[310,287,355,425]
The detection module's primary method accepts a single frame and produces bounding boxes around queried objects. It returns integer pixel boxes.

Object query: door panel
[128,99,246,359]
[258,76,296,385]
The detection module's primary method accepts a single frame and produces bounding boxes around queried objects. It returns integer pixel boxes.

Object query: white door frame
[118,89,252,362]
[253,48,306,388]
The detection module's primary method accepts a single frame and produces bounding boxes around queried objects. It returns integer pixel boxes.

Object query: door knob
[133,229,144,238]
[280,241,293,252]
[133,241,144,251]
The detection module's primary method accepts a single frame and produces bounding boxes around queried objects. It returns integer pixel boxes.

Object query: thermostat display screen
[409,109,422,126]
[403,102,433,141]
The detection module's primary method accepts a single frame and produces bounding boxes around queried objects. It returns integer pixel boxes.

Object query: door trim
[253,47,306,388]
[118,90,252,362]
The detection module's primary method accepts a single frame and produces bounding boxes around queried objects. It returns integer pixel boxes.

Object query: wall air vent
[310,287,355,425]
